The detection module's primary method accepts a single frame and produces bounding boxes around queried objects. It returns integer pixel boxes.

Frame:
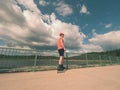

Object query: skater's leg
[59,56,64,65]
[57,49,65,71]
[57,56,65,71]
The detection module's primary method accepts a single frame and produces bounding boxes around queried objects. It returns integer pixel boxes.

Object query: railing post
[99,55,102,66]
[66,52,68,69]
[34,54,37,71]
[85,54,88,67]
[117,57,120,64]
[109,56,112,65]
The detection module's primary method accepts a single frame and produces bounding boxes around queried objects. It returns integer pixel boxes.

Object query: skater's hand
[64,48,66,51]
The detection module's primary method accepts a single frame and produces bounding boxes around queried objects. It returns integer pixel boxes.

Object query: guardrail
[0,47,120,73]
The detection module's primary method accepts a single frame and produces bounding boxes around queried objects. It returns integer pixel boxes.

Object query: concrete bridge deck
[0,65,120,90]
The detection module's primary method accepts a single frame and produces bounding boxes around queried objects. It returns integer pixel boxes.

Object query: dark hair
[60,32,64,36]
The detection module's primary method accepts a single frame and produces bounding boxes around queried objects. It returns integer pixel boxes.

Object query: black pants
[58,49,64,56]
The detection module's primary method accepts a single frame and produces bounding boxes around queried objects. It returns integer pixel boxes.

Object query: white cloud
[49,13,86,49]
[92,29,97,36]
[81,44,103,53]
[1,0,119,53]
[89,31,120,51]
[17,0,40,13]
[82,24,88,29]
[0,0,25,26]
[80,4,90,15]
[0,0,86,51]
[105,24,112,28]
[3,0,117,53]
[0,0,52,49]
[39,0,49,6]
[55,1,73,16]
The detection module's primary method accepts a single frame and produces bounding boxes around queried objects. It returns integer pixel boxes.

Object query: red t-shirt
[57,37,64,49]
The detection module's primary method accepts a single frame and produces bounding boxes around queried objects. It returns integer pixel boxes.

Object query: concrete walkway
[0,65,120,90]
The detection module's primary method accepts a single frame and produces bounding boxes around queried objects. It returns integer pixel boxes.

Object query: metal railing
[66,53,120,68]
[0,47,120,73]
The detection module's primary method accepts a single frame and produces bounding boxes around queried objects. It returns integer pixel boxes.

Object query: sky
[0,0,120,53]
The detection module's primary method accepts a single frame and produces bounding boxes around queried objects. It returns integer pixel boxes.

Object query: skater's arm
[60,39,66,51]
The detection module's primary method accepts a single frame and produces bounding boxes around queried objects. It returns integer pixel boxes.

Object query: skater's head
[59,32,64,37]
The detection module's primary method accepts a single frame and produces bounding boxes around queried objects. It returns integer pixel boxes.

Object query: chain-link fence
[0,47,120,73]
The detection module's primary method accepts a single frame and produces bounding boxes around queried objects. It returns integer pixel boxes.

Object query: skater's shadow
[57,70,67,74]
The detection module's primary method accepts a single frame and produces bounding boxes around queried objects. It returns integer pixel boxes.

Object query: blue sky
[0,0,120,53]
[37,0,120,37]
